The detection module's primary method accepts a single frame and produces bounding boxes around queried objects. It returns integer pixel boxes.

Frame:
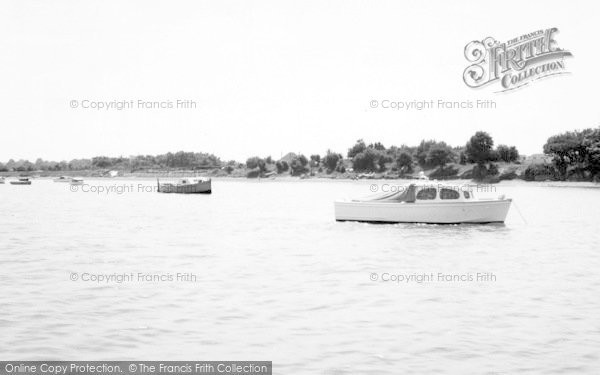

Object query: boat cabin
[354,182,475,203]
[413,183,474,202]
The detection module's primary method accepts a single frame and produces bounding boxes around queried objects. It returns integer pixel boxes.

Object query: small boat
[70,178,84,185]
[0,177,5,184]
[334,182,511,224]
[10,178,32,185]
[53,176,72,183]
[157,177,211,194]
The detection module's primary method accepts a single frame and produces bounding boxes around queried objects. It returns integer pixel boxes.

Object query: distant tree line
[240,131,520,178]
[0,151,222,172]
[1,133,522,180]
[6,127,598,181]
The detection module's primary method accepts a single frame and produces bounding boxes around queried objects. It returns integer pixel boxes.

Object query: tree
[509,146,519,162]
[543,129,590,178]
[246,157,266,172]
[583,128,600,178]
[290,154,309,176]
[496,145,520,163]
[92,156,113,169]
[396,152,413,173]
[426,144,455,168]
[323,150,342,172]
[414,140,437,167]
[352,148,387,172]
[310,154,321,167]
[275,161,289,173]
[369,142,386,151]
[465,131,494,164]
[69,159,92,170]
[496,145,511,162]
[348,139,367,158]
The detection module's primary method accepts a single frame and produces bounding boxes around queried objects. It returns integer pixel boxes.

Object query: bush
[323,151,342,172]
[472,163,498,180]
[352,149,376,171]
[429,166,459,179]
[396,152,413,174]
[246,157,266,172]
[290,155,309,176]
[498,171,518,181]
[275,161,289,173]
[522,164,560,181]
[352,148,388,172]
[246,168,261,178]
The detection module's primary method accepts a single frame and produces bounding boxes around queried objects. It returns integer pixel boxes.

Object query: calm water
[1,179,599,374]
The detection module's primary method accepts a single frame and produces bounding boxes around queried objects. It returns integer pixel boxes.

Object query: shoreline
[2,170,598,187]
[1,160,598,184]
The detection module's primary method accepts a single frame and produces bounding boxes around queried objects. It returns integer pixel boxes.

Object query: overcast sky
[1,0,597,162]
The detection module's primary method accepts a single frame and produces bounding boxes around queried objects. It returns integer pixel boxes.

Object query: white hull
[334,199,512,224]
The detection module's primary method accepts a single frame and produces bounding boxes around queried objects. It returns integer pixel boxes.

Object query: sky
[0,0,598,162]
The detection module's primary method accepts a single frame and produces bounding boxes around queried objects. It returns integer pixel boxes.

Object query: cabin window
[440,188,460,200]
[463,191,471,199]
[416,188,437,200]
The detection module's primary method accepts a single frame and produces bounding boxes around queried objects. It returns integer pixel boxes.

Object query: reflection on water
[1,179,599,374]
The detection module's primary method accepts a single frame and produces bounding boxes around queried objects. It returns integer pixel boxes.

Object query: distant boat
[334,182,511,224]
[53,176,71,182]
[10,178,32,185]
[0,177,5,184]
[157,177,211,194]
[70,178,84,185]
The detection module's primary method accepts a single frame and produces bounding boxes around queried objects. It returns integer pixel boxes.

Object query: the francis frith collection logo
[463,28,572,92]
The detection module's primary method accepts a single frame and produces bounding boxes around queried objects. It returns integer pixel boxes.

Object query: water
[1,179,599,374]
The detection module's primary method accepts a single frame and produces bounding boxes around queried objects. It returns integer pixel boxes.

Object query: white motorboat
[70,178,84,185]
[334,182,511,224]
[157,177,211,194]
[53,176,72,182]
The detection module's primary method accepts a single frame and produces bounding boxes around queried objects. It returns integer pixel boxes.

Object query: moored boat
[334,182,511,224]
[53,176,72,183]
[10,178,32,185]
[70,178,84,185]
[157,177,211,194]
